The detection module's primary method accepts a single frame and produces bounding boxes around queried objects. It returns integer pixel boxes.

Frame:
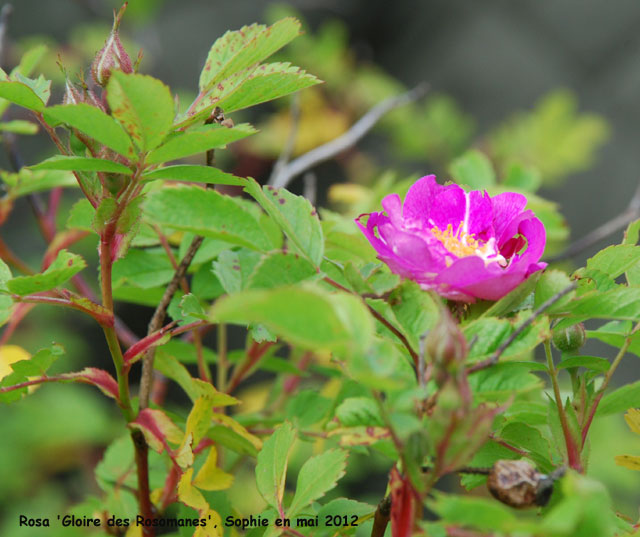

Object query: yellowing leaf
[175,432,195,470]
[0,345,30,379]
[624,408,640,435]
[184,396,213,448]
[194,509,222,537]
[125,525,143,537]
[235,382,271,415]
[614,455,640,471]
[178,468,208,511]
[212,412,262,451]
[193,446,234,491]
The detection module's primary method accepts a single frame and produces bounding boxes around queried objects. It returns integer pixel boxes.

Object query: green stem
[581,322,640,446]
[545,340,582,472]
[103,325,134,421]
[217,323,228,392]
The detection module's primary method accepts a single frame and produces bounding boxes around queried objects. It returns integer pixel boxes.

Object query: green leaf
[388,281,439,350]
[468,362,542,403]
[156,339,217,365]
[288,449,348,517]
[244,178,323,265]
[499,422,552,472]
[335,397,383,427]
[9,343,64,377]
[482,271,541,318]
[449,149,496,188]
[145,185,277,251]
[580,244,640,281]
[213,249,262,294]
[146,124,256,165]
[106,72,174,152]
[587,320,640,357]
[0,80,45,110]
[0,259,13,326]
[7,249,86,295]
[29,155,133,174]
[209,285,373,358]
[11,44,47,78]
[247,252,317,289]
[430,492,517,533]
[558,287,640,326]
[112,248,175,289]
[534,269,575,312]
[4,169,77,198]
[141,165,243,185]
[598,381,640,416]
[465,315,549,365]
[0,119,38,134]
[199,18,302,92]
[215,62,320,114]
[255,422,296,510]
[557,355,610,372]
[43,104,135,159]
[502,162,541,192]
[316,499,374,534]
[285,390,332,428]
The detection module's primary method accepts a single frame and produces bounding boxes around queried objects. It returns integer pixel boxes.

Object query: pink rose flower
[356,175,547,302]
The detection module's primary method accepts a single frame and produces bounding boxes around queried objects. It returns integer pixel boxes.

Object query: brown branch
[370,496,391,537]
[138,234,205,410]
[466,283,577,374]
[546,182,640,263]
[269,83,430,189]
[323,276,419,370]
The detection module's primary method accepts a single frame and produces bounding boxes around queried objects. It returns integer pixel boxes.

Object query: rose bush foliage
[0,5,638,537]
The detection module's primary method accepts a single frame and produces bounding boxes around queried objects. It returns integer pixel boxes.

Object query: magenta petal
[491,192,528,242]
[381,193,404,228]
[465,190,494,239]
[429,184,467,231]
[403,175,439,226]
[355,175,547,303]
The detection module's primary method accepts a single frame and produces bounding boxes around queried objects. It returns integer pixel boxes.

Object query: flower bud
[552,323,586,353]
[90,3,133,87]
[62,78,83,106]
[425,310,467,371]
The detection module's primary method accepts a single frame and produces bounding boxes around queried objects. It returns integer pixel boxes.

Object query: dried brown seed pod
[487,459,556,508]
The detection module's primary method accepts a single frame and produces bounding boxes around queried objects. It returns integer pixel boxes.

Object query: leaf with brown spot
[107,72,174,152]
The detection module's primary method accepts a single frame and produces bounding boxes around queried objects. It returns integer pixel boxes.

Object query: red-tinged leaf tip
[131,408,182,454]
[123,327,173,365]
[72,367,119,399]
[390,467,418,537]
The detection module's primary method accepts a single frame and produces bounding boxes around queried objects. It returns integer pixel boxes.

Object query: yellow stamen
[431,223,480,257]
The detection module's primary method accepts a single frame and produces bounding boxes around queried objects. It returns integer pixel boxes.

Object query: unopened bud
[425,311,467,371]
[62,78,83,106]
[90,2,133,87]
[552,323,586,353]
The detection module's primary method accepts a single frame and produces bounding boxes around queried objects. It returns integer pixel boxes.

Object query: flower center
[431,223,507,267]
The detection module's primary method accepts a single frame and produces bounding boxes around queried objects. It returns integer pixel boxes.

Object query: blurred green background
[1,0,640,534]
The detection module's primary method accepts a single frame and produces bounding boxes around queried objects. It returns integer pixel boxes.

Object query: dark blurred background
[1,0,640,533]
[4,0,638,263]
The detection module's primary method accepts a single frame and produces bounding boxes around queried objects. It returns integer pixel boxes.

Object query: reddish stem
[226,341,275,393]
[323,276,419,371]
